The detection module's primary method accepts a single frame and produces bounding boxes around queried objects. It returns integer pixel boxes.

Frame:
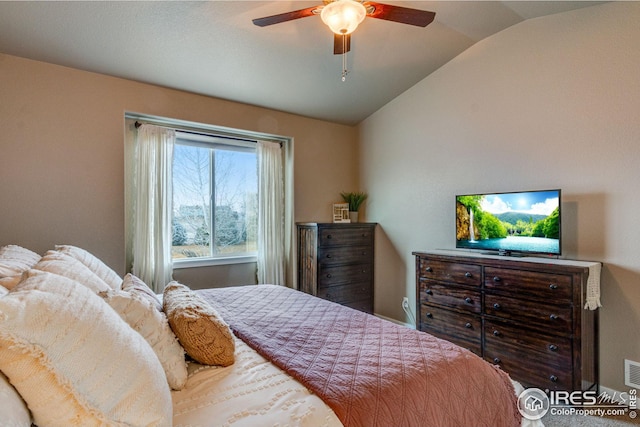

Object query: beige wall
[0,53,358,288]
[359,2,640,392]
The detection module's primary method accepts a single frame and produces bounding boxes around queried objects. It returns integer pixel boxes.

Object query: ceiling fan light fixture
[320,0,366,35]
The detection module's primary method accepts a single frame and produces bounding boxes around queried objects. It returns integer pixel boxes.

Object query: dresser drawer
[484,320,573,391]
[318,226,373,247]
[484,351,572,391]
[317,281,371,304]
[417,259,481,287]
[485,267,573,300]
[484,293,572,334]
[318,245,372,266]
[319,263,372,286]
[484,320,572,368]
[419,280,481,314]
[419,305,481,355]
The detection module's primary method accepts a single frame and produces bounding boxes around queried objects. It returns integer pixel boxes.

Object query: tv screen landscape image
[456,189,561,256]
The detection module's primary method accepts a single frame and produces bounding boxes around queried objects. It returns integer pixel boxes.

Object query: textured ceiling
[0,1,606,125]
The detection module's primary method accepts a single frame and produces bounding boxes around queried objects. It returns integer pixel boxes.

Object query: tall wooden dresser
[413,249,600,392]
[297,223,376,313]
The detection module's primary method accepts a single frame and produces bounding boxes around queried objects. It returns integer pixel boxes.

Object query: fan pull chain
[342,53,347,82]
[341,35,348,82]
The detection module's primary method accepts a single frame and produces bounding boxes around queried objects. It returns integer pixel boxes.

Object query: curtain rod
[134,120,283,147]
[134,120,254,141]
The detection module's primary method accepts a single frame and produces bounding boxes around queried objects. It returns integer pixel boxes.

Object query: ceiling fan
[253,0,435,80]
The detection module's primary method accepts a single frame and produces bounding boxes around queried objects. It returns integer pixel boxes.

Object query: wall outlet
[402,297,410,310]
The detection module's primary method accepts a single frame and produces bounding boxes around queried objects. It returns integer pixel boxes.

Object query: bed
[0,245,528,427]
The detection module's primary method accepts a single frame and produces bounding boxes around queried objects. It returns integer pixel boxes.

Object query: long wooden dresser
[413,249,600,392]
[297,223,376,313]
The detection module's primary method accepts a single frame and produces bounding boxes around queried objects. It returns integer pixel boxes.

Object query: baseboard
[374,313,415,329]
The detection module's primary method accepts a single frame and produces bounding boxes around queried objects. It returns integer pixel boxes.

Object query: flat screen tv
[456,189,561,256]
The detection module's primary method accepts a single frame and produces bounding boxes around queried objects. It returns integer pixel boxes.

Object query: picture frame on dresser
[332,203,351,223]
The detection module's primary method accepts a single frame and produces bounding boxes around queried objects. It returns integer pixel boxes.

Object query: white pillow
[55,245,122,289]
[0,245,40,278]
[121,273,163,311]
[0,270,172,427]
[98,288,188,390]
[33,250,111,293]
[0,371,31,427]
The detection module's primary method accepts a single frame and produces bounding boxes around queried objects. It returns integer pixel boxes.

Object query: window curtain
[257,141,285,285]
[132,124,175,292]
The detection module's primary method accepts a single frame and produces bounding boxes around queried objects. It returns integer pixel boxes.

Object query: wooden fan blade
[252,6,319,27]
[334,34,351,55]
[365,2,435,27]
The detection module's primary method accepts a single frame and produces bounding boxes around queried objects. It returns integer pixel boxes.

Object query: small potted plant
[340,191,368,223]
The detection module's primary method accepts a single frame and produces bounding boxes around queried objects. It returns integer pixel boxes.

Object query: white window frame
[172,132,258,268]
[125,113,290,270]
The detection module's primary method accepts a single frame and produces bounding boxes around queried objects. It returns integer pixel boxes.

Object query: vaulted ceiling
[0,1,605,125]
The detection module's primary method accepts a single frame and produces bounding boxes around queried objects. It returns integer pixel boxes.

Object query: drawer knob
[549,314,559,321]
[493,303,501,310]
[326,234,332,239]
[550,375,558,382]
[425,289,433,295]
[493,357,501,364]
[426,312,433,319]
[326,274,332,278]
[549,344,559,352]
[425,266,433,272]
[493,276,501,282]
[493,330,500,336]
[326,254,332,258]
[465,272,472,278]
[465,322,472,329]
[465,297,472,304]
[549,283,558,290]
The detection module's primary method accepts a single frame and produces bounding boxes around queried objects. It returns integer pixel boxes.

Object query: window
[125,113,292,284]
[172,132,258,264]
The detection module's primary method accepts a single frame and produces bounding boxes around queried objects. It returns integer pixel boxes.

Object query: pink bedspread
[198,285,520,427]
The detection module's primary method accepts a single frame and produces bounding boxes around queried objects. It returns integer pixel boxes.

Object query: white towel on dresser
[584,263,602,310]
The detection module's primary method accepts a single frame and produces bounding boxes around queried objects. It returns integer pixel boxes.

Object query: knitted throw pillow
[163,282,235,366]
